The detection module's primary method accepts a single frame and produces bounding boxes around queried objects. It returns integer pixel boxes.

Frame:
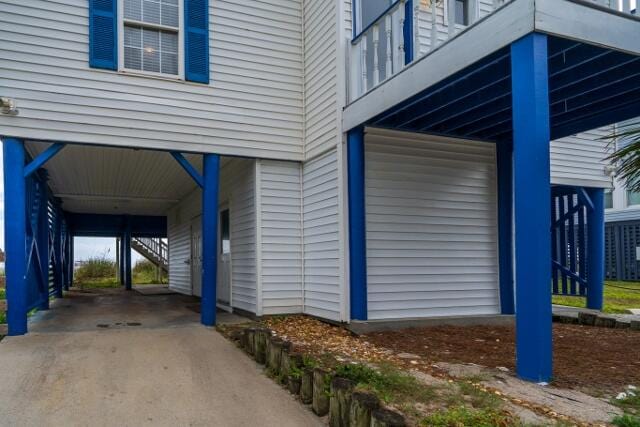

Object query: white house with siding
[1,0,639,382]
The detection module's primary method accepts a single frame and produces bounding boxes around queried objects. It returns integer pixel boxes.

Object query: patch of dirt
[364,323,640,397]
[261,316,635,425]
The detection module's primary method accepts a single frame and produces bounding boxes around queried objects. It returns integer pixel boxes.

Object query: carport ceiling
[25,141,213,216]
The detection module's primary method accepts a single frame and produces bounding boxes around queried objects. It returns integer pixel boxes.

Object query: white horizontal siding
[304,0,339,160]
[226,160,257,314]
[168,189,201,295]
[364,128,500,320]
[302,149,342,321]
[0,0,304,160]
[550,127,611,188]
[258,160,303,314]
[167,158,257,312]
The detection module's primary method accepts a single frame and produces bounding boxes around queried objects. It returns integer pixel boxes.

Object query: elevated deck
[345,0,640,136]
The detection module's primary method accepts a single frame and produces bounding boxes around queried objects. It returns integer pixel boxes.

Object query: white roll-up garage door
[365,128,500,320]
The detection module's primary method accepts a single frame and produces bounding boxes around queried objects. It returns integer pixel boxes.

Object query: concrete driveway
[0,289,323,427]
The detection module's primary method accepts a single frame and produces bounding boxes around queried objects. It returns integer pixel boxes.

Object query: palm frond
[605,121,640,192]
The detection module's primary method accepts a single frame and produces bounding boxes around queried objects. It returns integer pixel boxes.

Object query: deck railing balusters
[361,34,368,94]
[430,0,438,52]
[398,0,406,69]
[385,15,393,78]
[414,2,421,59]
[373,24,380,86]
[622,0,631,13]
[471,0,480,24]
[447,0,456,38]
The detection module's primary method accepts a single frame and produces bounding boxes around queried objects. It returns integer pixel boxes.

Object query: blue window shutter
[89,0,117,70]
[185,0,210,84]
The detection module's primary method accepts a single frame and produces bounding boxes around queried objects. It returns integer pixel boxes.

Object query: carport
[2,139,222,335]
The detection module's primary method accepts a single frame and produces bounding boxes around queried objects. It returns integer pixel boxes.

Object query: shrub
[75,255,116,281]
[133,259,156,274]
[132,259,167,284]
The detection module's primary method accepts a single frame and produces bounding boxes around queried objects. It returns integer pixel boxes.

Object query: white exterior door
[190,216,202,297]
[217,207,232,308]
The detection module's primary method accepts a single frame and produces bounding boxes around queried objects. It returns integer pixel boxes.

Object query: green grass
[74,258,167,289]
[132,259,167,284]
[0,288,5,300]
[334,363,436,405]
[611,388,640,427]
[613,414,640,427]
[76,277,120,289]
[552,281,640,313]
[420,406,511,427]
[328,363,518,424]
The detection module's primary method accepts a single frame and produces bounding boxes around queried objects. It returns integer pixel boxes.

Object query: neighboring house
[1,0,639,383]
[604,119,640,281]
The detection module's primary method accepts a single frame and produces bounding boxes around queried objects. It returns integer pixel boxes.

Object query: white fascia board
[535,0,640,56]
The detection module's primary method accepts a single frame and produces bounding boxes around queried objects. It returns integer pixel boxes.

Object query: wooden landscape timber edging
[236,326,407,427]
[553,311,640,330]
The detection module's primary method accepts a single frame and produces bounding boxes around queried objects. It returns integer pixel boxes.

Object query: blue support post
[54,211,64,298]
[68,235,74,289]
[124,221,132,291]
[511,33,552,382]
[119,236,125,287]
[347,127,368,320]
[38,174,50,310]
[201,153,220,326]
[497,142,514,315]
[3,138,28,335]
[586,188,605,310]
[63,227,71,291]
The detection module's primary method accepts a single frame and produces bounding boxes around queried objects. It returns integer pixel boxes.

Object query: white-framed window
[627,188,640,207]
[118,0,184,79]
[605,188,613,209]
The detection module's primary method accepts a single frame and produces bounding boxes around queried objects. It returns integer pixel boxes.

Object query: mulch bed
[364,323,640,397]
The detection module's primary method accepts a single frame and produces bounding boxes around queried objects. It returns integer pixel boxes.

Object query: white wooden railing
[348,0,636,102]
[349,0,410,101]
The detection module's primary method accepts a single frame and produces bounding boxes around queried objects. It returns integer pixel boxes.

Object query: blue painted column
[53,211,64,298]
[62,222,70,291]
[511,33,552,382]
[347,127,368,320]
[38,174,50,310]
[119,236,125,287]
[124,221,132,291]
[3,138,28,335]
[201,153,220,326]
[497,142,514,314]
[586,188,605,310]
[68,235,74,289]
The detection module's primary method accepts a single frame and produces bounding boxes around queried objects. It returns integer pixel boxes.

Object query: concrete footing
[347,315,514,335]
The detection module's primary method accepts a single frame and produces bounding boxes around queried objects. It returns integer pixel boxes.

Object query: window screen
[123,0,179,76]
